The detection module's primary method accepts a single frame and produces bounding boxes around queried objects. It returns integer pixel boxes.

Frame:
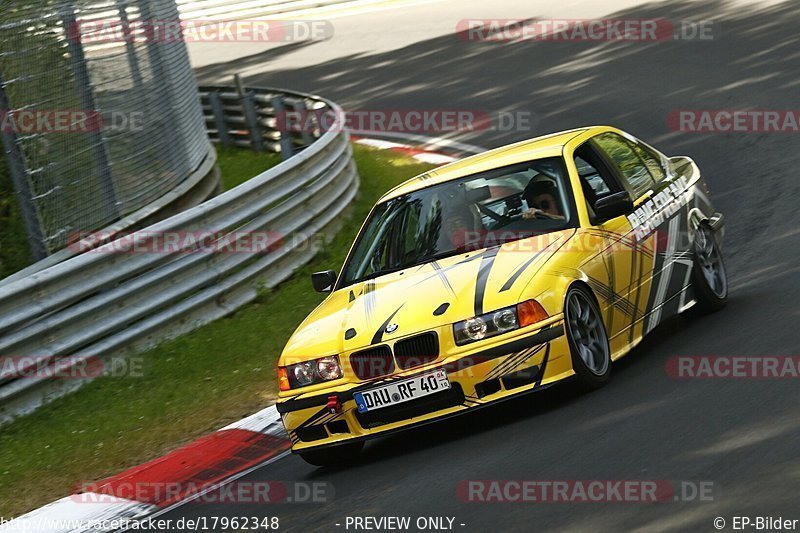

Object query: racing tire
[298,440,364,467]
[690,224,728,314]
[564,284,612,390]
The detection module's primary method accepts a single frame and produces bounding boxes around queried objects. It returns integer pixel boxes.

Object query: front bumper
[277,321,573,452]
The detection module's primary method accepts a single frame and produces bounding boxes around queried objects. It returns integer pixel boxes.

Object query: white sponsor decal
[626,176,691,241]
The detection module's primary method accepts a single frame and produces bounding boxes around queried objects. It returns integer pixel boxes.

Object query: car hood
[281,230,575,360]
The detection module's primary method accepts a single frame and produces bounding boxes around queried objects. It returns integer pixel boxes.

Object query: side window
[593,133,656,198]
[573,142,622,219]
[632,143,666,182]
[575,156,611,198]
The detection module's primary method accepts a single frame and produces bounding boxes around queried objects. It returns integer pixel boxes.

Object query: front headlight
[453,300,548,346]
[462,316,489,341]
[293,361,316,386]
[279,355,343,391]
[316,356,343,381]
[454,305,518,345]
[493,308,519,331]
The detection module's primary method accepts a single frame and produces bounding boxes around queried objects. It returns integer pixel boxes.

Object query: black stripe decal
[585,229,654,260]
[586,276,636,317]
[632,237,648,341]
[431,260,456,295]
[371,304,404,345]
[474,247,501,316]
[485,350,531,381]
[411,253,483,289]
[295,406,330,430]
[604,232,615,333]
[487,344,546,380]
[534,344,551,388]
[499,239,561,292]
[627,232,640,344]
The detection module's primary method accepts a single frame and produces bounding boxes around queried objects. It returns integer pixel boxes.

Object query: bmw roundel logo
[385,323,399,334]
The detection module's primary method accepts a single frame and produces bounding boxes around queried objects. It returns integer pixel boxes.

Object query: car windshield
[339,157,575,287]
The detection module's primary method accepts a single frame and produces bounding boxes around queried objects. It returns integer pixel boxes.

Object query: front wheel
[298,441,364,467]
[564,285,612,389]
[690,224,728,313]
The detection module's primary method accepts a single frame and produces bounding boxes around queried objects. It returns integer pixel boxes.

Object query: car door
[591,131,693,337]
[570,140,640,351]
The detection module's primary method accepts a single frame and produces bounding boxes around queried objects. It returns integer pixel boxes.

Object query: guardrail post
[242,93,265,152]
[271,95,294,160]
[59,0,120,221]
[207,92,231,147]
[234,75,265,152]
[0,72,48,260]
[291,99,315,146]
[116,0,143,88]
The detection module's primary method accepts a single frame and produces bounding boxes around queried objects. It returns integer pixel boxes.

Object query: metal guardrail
[0,87,359,425]
[0,144,220,286]
[200,80,326,158]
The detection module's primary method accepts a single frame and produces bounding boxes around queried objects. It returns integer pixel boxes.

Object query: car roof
[379,126,597,201]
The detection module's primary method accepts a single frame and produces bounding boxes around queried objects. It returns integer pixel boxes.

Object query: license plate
[354,369,450,413]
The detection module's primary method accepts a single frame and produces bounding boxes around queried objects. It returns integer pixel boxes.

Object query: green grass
[215,148,283,190]
[0,145,435,518]
[0,160,33,280]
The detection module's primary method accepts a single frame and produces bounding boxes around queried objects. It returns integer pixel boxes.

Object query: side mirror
[594,191,634,222]
[311,270,337,293]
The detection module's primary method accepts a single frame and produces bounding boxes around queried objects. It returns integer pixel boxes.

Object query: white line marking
[221,405,284,436]
[353,138,409,150]
[411,152,458,165]
[0,494,157,532]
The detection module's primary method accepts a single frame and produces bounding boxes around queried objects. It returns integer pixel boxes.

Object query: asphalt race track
[145,0,800,530]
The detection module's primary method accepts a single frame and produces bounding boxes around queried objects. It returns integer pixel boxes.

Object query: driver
[522,180,566,220]
[442,205,485,251]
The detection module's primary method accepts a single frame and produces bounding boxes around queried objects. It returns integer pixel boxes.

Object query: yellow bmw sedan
[276,126,727,466]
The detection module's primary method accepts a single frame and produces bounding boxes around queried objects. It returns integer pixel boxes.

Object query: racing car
[276,126,727,466]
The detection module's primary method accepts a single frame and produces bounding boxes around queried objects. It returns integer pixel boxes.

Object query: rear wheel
[691,224,727,313]
[298,440,364,467]
[564,285,611,389]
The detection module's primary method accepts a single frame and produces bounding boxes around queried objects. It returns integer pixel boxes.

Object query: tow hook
[327,395,342,414]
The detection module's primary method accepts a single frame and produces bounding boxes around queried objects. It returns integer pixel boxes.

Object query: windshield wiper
[350,249,468,285]
[352,266,407,284]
